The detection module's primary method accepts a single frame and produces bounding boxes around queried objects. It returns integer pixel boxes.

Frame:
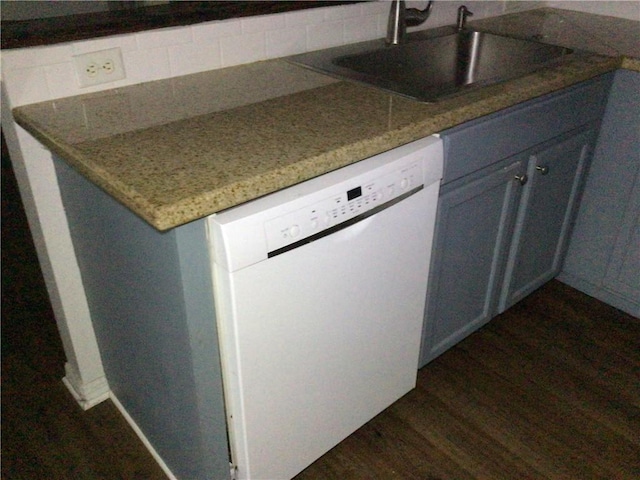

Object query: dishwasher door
[208,137,442,480]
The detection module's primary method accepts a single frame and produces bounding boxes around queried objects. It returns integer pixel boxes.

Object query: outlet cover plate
[74,47,126,88]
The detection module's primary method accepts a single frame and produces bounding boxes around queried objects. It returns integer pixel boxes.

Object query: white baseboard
[109,393,178,480]
[62,363,110,410]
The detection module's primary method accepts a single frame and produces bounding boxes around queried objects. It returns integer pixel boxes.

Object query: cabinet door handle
[536,165,549,175]
[514,174,528,186]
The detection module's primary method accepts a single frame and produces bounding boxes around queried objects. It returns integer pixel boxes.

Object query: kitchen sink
[288,28,574,102]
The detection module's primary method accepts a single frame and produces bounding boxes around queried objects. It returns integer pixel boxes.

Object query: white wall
[546,1,640,20]
[3,1,634,106]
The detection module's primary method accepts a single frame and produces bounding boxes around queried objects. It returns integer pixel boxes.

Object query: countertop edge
[145,60,624,230]
[12,108,166,228]
[13,55,623,231]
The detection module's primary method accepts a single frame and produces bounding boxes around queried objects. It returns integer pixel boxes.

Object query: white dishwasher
[207,136,443,480]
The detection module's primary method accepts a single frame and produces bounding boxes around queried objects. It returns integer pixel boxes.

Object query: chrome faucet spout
[386,0,434,45]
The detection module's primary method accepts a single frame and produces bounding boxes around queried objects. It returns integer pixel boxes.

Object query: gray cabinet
[603,178,640,305]
[500,127,597,311]
[420,75,612,367]
[53,158,231,480]
[421,159,524,363]
[560,70,640,318]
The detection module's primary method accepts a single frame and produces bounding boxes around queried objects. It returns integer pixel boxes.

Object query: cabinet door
[499,128,595,312]
[420,160,524,366]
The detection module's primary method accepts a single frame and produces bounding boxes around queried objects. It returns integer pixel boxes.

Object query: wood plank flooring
[3,149,639,479]
[295,282,640,480]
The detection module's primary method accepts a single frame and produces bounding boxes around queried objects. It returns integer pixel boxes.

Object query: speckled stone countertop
[13,8,639,231]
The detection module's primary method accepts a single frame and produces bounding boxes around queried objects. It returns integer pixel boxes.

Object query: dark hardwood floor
[3,149,639,479]
[295,280,640,480]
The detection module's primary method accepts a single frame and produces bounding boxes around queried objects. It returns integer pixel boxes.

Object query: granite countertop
[13,8,639,231]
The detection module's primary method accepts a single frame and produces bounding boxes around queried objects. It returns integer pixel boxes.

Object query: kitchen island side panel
[560,70,640,317]
[53,157,230,480]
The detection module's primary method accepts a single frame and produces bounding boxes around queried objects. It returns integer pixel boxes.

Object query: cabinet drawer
[441,73,612,184]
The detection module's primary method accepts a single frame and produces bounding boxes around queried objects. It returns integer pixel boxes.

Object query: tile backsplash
[1,1,509,107]
[3,1,637,107]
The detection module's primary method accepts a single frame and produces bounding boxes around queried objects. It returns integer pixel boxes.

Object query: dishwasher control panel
[210,135,443,272]
[265,162,422,254]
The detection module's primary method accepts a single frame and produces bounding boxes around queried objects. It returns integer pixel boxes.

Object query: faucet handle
[406,0,434,27]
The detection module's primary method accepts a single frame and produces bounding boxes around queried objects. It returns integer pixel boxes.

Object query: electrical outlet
[73,47,126,88]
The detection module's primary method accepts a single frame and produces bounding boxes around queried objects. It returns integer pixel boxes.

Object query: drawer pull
[536,165,550,175]
[514,174,528,186]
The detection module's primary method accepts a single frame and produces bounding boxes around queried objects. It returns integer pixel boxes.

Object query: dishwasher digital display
[347,186,362,201]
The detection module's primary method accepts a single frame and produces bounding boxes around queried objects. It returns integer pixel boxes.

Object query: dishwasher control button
[289,225,301,238]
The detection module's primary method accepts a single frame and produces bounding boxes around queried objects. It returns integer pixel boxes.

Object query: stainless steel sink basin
[288,29,574,102]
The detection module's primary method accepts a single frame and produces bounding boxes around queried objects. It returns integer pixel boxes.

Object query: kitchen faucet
[386,0,434,45]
